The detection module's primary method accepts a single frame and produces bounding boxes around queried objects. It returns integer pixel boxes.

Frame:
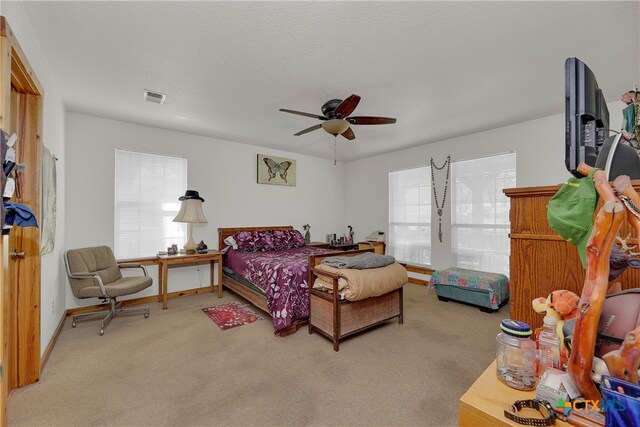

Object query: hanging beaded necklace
[431,155,451,243]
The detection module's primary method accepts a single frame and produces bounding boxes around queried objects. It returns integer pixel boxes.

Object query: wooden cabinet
[504,183,640,330]
[358,241,385,255]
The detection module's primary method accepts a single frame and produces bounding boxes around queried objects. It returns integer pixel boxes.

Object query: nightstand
[358,241,386,254]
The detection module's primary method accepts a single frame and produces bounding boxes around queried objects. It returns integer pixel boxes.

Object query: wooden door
[8,90,41,388]
[0,16,44,426]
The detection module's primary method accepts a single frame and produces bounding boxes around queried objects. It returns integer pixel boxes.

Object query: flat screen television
[565,57,610,177]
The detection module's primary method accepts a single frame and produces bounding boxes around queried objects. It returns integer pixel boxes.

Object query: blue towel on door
[3,202,38,227]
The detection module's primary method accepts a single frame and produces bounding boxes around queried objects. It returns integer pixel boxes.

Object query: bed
[218,226,372,336]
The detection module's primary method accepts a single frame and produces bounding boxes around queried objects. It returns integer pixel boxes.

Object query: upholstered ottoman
[428,267,509,312]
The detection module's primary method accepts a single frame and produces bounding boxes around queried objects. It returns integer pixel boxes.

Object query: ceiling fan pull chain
[334,137,337,166]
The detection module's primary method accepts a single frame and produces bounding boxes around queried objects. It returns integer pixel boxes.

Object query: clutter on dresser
[167,243,178,255]
[196,240,208,254]
[495,319,537,391]
[365,230,385,242]
[303,224,311,243]
[534,368,580,411]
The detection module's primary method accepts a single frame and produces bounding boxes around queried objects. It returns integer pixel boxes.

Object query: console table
[157,251,223,309]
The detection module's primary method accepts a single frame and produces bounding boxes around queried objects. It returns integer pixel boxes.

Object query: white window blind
[451,153,516,276]
[388,166,431,266]
[115,150,187,258]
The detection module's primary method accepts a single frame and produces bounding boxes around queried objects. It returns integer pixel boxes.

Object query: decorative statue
[196,240,208,254]
[567,164,640,400]
[347,225,354,244]
[303,224,311,244]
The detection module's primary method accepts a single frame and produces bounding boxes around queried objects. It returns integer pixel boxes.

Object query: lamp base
[184,223,197,254]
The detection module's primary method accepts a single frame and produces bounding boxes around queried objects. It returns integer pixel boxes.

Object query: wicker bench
[429,267,509,313]
[309,286,403,351]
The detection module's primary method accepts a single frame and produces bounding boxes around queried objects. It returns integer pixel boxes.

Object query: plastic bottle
[496,319,537,390]
[537,315,561,377]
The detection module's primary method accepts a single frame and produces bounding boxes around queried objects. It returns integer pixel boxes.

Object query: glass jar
[496,319,537,390]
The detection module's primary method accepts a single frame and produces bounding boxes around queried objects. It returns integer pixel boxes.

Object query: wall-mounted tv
[565,57,610,178]
[565,57,640,180]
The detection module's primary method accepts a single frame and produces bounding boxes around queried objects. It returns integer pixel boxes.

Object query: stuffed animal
[532,290,580,364]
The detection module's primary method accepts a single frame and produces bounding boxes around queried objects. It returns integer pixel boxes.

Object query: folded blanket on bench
[322,252,396,269]
[313,263,408,301]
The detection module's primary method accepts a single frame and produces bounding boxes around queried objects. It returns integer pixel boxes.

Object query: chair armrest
[118,263,149,276]
[66,272,108,298]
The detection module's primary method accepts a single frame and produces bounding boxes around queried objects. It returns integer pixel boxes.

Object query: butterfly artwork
[263,158,292,182]
[257,154,297,186]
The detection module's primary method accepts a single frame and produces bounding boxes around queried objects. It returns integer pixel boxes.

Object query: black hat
[179,190,204,202]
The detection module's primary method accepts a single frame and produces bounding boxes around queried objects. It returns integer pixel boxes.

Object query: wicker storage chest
[309,286,403,351]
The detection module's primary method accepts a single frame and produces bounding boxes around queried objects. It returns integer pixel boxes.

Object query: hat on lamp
[179,190,204,202]
[547,168,599,268]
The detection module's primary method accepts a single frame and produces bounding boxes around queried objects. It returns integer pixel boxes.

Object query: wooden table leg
[157,261,164,303]
[209,260,215,294]
[162,261,169,309]
[217,256,223,298]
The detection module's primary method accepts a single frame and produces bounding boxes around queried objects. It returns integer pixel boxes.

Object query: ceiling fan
[279,94,396,140]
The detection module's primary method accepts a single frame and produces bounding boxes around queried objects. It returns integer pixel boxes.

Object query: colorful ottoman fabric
[428,267,509,310]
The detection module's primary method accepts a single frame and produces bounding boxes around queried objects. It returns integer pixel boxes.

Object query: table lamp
[173,190,207,254]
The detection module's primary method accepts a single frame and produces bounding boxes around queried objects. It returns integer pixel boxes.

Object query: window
[388,167,431,266]
[451,153,516,276]
[115,149,188,258]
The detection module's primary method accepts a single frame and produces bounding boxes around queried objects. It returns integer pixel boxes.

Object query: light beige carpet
[8,284,508,426]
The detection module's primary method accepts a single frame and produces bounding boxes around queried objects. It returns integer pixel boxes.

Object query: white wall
[345,101,625,270]
[65,113,346,309]
[1,4,68,354]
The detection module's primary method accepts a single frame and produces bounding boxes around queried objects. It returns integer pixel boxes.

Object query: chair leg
[114,300,150,318]
[71,298,150,335]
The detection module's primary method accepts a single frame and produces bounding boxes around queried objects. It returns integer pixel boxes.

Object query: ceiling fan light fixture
[321,119,350,136]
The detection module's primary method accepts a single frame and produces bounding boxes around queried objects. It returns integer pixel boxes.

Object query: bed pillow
[289,230,306,248]
[234,231,258,252]
[223,235,238,250]
[255,230,276,251]
[272,230,292,250]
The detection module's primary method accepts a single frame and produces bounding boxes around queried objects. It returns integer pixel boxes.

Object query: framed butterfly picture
[257,154,297,186]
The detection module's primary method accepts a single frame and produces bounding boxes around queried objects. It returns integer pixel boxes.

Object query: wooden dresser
[504,182,640,330]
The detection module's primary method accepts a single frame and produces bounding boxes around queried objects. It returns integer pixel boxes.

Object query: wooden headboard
[218,226,294,250]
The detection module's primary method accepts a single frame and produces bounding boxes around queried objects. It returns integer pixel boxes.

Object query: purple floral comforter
[224,246,334,333]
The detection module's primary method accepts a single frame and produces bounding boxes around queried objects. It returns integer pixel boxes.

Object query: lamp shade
[173,198,207,223]
[321,119,350,136]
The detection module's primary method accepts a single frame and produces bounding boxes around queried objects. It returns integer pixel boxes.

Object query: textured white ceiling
[20,1,640,161]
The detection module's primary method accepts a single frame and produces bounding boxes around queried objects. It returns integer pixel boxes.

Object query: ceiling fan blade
[334,94,361,118]
[280,109,327,120]
[341,127,356,140]
[294,123,322,136]
[348,116,397,125]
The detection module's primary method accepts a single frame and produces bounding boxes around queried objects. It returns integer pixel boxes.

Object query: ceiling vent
[143,89,166,104]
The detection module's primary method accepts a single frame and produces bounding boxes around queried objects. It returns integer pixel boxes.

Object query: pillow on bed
[271,229,305,249]
[289,230,306,248]
[223,235,238,250]
[272,230,291,250]
[254,230,276,251]
[234,231,258,251]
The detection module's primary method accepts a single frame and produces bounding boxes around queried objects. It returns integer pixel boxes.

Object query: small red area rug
[202,302,263,330]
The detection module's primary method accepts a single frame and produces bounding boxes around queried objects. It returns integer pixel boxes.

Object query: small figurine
[303,224,311,244]
[196,240,208,254]
[347,225,354,244]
